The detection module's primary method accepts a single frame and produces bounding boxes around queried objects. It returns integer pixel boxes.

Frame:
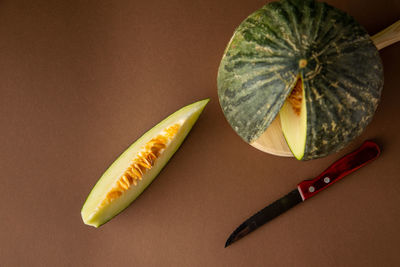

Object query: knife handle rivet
[324,177,331,183]
[308,186,315,193]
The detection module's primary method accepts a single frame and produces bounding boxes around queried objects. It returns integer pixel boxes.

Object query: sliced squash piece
[81,99,209,227]
[279,77,307,160]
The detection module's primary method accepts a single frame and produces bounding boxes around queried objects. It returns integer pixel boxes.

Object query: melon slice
[279,77,307,160]
[81,99,209,227]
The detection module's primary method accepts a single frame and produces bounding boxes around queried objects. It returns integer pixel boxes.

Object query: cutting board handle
[372,20,400,50]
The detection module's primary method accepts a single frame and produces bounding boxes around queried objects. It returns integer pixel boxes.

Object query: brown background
[1,0,399,266]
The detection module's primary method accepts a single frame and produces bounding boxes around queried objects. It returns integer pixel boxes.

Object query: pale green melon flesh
[280,78,307,160]
[81,99,209,227]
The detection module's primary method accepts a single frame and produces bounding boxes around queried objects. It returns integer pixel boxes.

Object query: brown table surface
[1,0,400,266]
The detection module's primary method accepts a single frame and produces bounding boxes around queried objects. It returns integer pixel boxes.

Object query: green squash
[81,99,209,227]
[217,0,383,160]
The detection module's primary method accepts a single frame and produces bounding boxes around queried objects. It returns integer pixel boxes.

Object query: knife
[225,140,380,247]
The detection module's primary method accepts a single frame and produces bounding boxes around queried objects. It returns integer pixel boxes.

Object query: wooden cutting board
[250,20,400,157]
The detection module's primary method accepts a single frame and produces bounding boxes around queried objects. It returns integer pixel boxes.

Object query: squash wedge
[81,99,209,227]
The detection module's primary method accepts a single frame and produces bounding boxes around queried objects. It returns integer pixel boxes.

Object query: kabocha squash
[217,0,383,160]
[81,99,209,227]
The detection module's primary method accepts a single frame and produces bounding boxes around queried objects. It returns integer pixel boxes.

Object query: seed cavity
[288,78,303,116]
[100,123,181,207]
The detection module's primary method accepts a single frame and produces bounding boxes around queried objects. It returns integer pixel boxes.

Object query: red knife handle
[297,141,380,201]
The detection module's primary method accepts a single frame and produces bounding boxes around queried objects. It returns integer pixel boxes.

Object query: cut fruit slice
[279,77,307,160]
[81,99,209,227]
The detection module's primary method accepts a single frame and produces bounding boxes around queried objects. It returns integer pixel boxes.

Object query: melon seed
[101,123,181,206]
[288,78,303,116]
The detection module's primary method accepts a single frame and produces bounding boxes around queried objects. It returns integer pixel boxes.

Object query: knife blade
[225,140,380,247]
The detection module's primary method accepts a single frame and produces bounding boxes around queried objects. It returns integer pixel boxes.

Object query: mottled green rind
[217,0,383,160]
